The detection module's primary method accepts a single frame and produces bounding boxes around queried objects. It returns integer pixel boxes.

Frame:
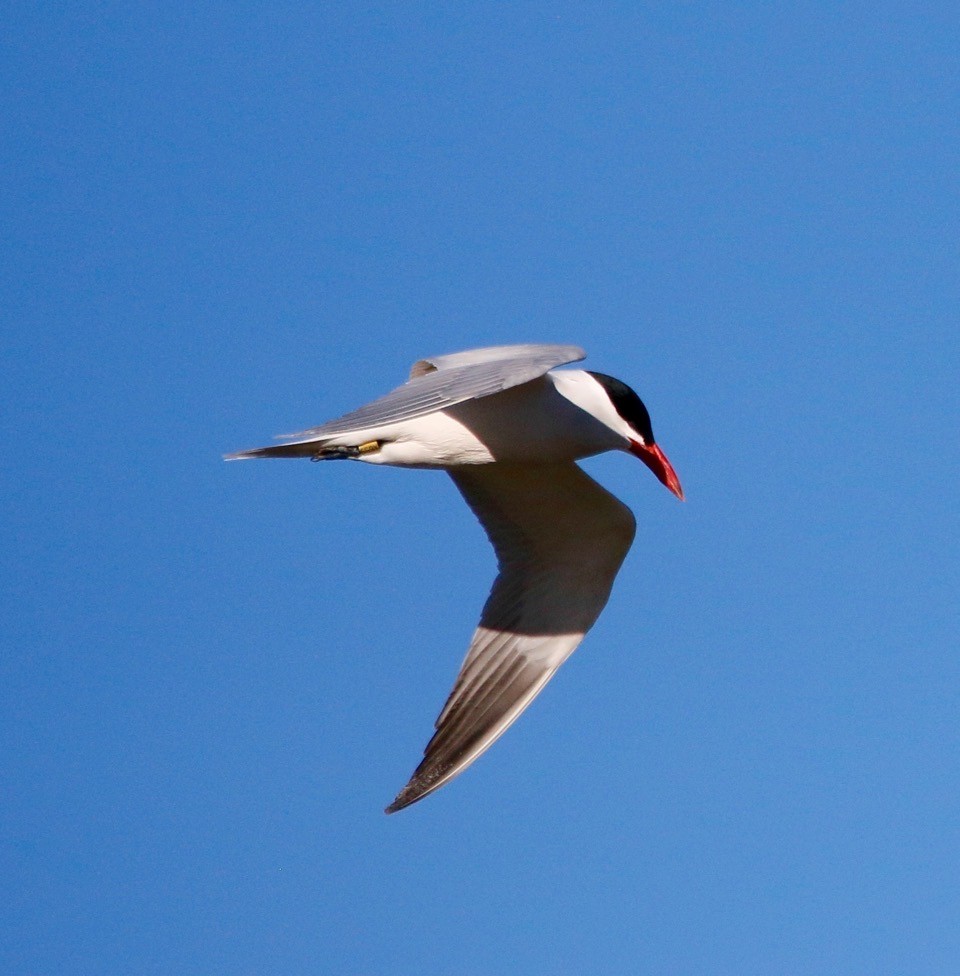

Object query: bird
[226,344,683,813]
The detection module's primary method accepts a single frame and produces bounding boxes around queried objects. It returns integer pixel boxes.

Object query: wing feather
[281,344,584,440]
[385,461,635,813]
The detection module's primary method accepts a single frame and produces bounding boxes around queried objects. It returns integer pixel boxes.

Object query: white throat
[548,370,638,445]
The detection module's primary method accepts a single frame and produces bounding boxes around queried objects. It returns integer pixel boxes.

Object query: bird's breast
[358,377,623,468]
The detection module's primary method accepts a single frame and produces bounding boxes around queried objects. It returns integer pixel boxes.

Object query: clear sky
[3,4,959,974]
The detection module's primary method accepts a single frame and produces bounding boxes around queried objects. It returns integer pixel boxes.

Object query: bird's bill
[629,441,684,500]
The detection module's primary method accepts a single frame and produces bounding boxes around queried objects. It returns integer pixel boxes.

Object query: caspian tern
[226,344,683,813]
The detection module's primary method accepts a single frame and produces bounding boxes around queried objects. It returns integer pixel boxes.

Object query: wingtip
[223,443,322,460]
[383,783,422,815]
[384,765,447,813]
[223,449,275,460]
[383,796,407,815]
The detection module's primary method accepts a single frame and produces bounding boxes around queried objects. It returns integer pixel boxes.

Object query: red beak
[630,441,684,500]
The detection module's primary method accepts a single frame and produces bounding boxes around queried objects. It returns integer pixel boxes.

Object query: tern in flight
[226,344,683,812]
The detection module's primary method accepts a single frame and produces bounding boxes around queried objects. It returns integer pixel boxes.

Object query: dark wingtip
[384,763,448,814]
[384,796,407,815]
[383,782,423,815]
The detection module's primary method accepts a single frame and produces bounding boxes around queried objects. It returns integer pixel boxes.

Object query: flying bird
[226,344,683,812]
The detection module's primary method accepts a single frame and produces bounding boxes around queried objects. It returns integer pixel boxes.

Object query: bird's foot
[311,440,380,461]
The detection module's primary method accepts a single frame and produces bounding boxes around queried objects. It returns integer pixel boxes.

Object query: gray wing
[385,461,636,813]
[282,343,585,440]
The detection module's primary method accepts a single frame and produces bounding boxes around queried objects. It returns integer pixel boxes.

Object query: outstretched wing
[386,461,636,813]
[282,343,585,440]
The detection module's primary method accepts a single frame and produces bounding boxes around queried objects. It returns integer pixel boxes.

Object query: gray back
[286,343,585,440]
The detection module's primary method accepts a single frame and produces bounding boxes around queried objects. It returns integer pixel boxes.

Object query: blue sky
[3,4,959,973]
